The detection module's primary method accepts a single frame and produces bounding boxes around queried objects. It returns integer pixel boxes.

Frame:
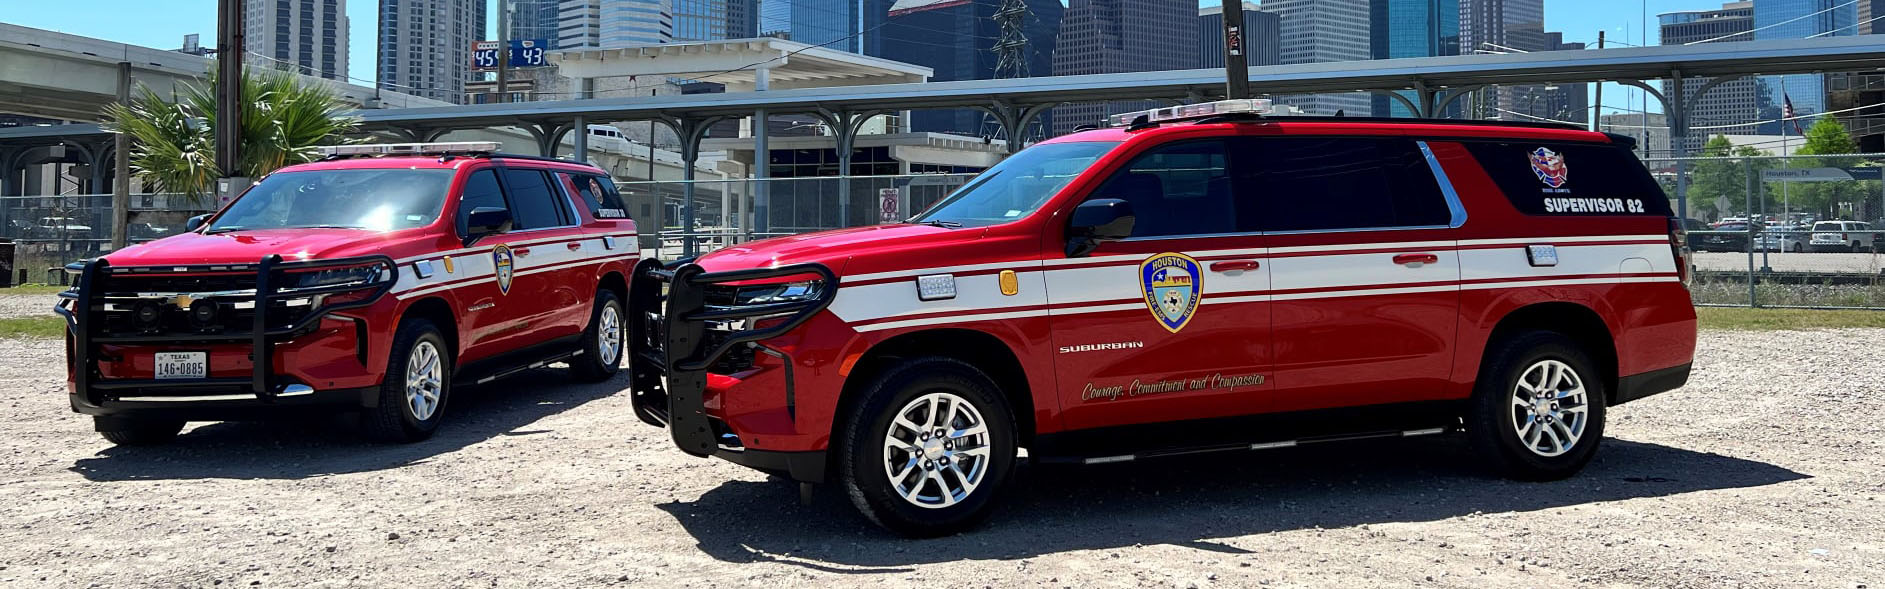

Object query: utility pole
[214,0,246,201]
[1590,30,1603,132]
[1221,1,1251,99]
[111,61,130,250]
[496,0,510,102]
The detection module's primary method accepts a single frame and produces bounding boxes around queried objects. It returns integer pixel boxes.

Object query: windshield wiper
[203,226,245,234]
[911,219,962,228]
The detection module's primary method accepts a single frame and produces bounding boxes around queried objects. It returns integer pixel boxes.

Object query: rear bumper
[74,385,378,421]
[1614,362,1691,406]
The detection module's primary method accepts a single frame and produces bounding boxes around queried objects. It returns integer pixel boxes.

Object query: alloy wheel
[597,304,623,366]
[405,340,443,421]
[882,392,992,509]
[1509,359,1589,457]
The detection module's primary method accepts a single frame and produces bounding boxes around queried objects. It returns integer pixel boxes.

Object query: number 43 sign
[471,39,550,70]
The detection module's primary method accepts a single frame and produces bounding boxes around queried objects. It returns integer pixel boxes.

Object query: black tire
[362,319,452,443]
[1466,331,1607,481]
[838,357,1017,538]
[570,289,625,382]
[95,417,185,446]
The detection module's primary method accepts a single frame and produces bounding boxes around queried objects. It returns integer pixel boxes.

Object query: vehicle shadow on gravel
[67,368,621,482]
[658,437,1806,572]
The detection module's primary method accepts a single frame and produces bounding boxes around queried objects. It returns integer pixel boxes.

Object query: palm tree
[103,65,361,197]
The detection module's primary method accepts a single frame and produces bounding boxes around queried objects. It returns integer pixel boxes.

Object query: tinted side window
[501,168,569,230]
[1237,137,1452,232]
[456,168,506,236]
[1086,140,1235,238]
[1462,141,1673,216]
[563,173,629,219]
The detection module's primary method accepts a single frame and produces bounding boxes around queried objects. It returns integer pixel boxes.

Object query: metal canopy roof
[551,38,932,91]
[354,36,1885,133]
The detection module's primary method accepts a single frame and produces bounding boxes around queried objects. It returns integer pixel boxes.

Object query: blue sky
[7,0,1735,115]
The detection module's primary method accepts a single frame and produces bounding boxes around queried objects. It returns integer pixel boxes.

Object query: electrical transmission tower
[981,0,1034,141]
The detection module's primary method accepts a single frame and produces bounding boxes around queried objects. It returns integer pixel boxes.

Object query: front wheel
[1466,331,1607,481]
[838,357,1016,537]
[570,289,625,382]
[362,319,452,443]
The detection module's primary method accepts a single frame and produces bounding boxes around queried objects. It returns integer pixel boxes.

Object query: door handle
[566,242,583,251]
[1209,260,1261,273]
[1392,253,1440,267]
[512,247,531,257]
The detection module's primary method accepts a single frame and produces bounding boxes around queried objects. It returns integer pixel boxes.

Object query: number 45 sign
[471,39,550,70]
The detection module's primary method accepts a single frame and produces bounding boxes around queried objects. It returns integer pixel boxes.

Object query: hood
[693,223,961,274]
[103,228,428,267]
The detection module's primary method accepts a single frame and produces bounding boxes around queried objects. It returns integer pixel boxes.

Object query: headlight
[284,264,392,291]
[732,280,825,305]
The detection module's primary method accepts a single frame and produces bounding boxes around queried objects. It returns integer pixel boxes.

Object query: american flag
[1783,93,1805,135]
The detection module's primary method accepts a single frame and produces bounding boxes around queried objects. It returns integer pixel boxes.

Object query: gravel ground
[0,294,57,319]
[0,330,1880,588]
[1694,251,1885,274]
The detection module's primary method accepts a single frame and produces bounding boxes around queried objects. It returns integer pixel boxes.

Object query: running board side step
[1039,427,1454,466]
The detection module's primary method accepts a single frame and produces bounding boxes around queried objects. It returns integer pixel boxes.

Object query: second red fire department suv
[631,100,1697,536]
[59,143,637,444]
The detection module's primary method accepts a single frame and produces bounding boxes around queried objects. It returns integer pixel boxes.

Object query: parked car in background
[1694,221,1754,252]
[34,217,94,239]
[1758,224,1810,253]
[1808,221,1876,252]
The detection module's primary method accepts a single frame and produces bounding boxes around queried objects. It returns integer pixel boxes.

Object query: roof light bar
[1106,99,1278,127]
[315,142,502,157]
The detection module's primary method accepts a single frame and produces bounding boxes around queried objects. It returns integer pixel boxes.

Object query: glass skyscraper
[1370,0,1460,117]
[1753,0,1857,133]
[760,0,860,52]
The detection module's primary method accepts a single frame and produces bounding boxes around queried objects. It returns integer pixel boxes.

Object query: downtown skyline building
[1198,2,1281,69]
[1753,0,1857,133]
[245,0,349,80]
[557,0,674,48]
[760,0,862,52]
[1660,1,1765,152]
[378,0,486,103]
[1265,0,1372,116]
[1050,0,1201,133]
[1370,0,1459,117]
[874,0,1063,136]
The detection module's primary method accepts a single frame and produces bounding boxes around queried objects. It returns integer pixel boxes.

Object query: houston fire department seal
[492,244,515,295]
[1140,252,1202,333]
[1529,147,1568,188]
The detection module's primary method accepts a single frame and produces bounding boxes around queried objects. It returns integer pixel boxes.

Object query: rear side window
[563,173,629,219]
[1235,137,1453,232]
[1463,141,1673,216]
[500,168,571,229]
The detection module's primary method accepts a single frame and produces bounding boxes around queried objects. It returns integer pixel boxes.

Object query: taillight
[1668,217,1692,287]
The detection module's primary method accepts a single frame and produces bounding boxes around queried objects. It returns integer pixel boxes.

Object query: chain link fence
[1649,153,1885,309]
[0,193,214,286]
[612,173,978,258]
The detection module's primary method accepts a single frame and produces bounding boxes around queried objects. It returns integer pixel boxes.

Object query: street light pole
[214,0,245,201]
[496,0,510,102]
[1220,1,1251,100]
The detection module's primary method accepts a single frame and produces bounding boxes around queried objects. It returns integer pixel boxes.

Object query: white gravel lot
[0,294,57,319]
[0,329,1879,588]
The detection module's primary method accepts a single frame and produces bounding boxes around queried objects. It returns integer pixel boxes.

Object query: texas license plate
[153,352,207,380]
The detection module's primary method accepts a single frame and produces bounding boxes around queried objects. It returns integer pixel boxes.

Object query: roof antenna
[1333,109,1345,117]
[1125,114,1158,131]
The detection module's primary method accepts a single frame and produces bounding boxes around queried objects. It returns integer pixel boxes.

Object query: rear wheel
[838,357,1016,537]
[95,417,185,446]
[571,289,625,382]
[362,319,451,443]
[1466,331,1607,481]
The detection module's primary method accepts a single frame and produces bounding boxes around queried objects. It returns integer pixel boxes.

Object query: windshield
[910,141,1119,228]
[207,169,455,233]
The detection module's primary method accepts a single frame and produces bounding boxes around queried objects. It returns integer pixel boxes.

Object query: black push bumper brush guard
[55,254,397,406]
[628,261,838,458]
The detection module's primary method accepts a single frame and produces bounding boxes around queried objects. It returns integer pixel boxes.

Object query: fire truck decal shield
[1140,253,1202,333]
[493,244,515,295]
[1528,147,1568,188]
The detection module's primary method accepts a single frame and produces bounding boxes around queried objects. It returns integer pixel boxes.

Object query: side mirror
[185,214,210,233]
[1066,198,1135,258]
[463,207,513,245]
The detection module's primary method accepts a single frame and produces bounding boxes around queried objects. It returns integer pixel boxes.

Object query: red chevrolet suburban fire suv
[58,142,639,445]
[630,100,1698,537]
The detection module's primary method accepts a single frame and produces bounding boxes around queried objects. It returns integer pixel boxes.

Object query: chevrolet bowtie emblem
[169,294,195,309]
